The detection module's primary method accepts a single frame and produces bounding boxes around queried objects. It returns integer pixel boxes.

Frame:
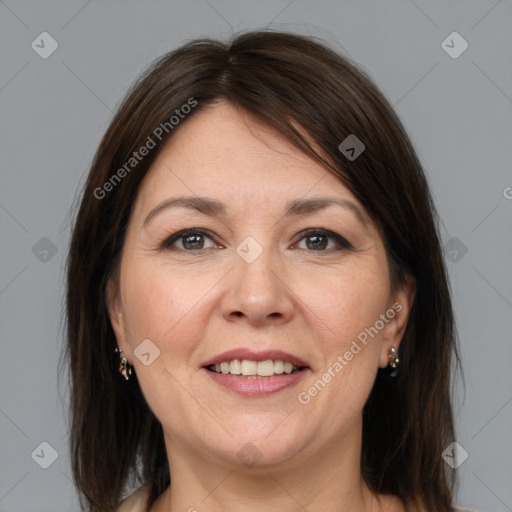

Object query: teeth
[209,359,302,376]
[274,360,284,374]
[241,360,257,376]
[257,360,275,377]
[229,360,242,375]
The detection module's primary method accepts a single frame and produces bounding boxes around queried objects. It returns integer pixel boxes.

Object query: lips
[201,348,310,396]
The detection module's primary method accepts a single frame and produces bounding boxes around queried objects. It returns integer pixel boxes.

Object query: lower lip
[202,368,309,396]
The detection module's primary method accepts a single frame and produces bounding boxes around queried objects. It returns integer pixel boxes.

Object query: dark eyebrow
[285,197,369,228]
[143,197,226,226]
[143,195,369,228]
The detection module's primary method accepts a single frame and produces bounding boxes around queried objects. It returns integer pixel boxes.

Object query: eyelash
[158,228,353,253]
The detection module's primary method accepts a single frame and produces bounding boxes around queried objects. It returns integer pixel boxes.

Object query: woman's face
[108,102,413,471]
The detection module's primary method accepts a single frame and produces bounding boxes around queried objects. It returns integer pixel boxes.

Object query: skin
[107,102,415,512]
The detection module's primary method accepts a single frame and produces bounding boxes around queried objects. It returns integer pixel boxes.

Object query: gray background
[1,1,511,511]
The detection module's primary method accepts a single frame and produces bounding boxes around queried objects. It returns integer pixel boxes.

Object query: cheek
[303,264,390,344]
[296,277,388,432]
[119,262,212,421]
[121,274,175,341]
[120,260,217,360]
[121,258,168,324]
[305,267,389,414]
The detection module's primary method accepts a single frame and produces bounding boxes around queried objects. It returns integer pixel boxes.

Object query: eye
[160,228,219,251]
[293,229,352,252]
[159,228,352,253]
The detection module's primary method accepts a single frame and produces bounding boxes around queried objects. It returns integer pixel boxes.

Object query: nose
[220,246,295,327]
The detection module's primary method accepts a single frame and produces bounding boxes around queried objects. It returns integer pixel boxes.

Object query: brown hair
[64,30,461,511]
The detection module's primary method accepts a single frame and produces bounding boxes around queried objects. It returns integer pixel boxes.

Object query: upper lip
[201,349,310,368]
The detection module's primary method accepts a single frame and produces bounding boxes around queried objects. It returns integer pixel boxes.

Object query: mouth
[201,349,310,396]
[205,359,306,376]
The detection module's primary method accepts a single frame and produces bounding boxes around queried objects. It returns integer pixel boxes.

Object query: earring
[115,347,132,381]
[387,347,400,377]
[388,346,400,368]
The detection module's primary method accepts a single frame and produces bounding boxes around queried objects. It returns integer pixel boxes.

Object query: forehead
[133,103,363,219]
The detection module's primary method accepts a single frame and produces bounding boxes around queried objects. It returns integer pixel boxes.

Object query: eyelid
[159,227,353,253]
[159,228,219,251]
[291,228,353,251]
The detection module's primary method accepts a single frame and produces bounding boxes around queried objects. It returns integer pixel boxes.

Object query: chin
[201,415,311,469]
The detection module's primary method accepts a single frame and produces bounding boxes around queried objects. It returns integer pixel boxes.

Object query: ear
[379,273,416,368]
[106,277,129,355]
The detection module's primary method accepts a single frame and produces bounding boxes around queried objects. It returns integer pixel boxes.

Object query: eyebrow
[143,196,369,228]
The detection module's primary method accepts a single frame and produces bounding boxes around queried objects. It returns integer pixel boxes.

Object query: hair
[64,29,461,511]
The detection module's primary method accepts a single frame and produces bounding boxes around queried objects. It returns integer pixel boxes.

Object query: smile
[207,359,303,377]
[201,349,310,396]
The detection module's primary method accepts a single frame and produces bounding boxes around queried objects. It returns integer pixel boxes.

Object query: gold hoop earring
[115,347,132,381]
[388,346,400,368]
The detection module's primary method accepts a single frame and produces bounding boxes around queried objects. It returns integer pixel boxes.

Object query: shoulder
[116,485,151,512]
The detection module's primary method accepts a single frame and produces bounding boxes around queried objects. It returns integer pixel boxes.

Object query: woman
[65,30,470,511]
